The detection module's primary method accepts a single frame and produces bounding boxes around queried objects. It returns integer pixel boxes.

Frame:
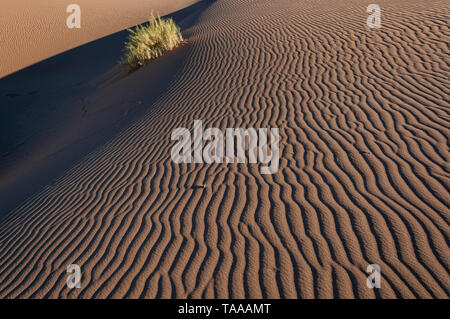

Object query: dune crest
[0,0,199,78]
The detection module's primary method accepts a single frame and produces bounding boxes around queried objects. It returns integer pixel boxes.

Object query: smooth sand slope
[0,0,199,78]
[0,0,449,298]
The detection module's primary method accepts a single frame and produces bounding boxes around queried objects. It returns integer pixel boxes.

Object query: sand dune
[0,0,199,78]
[0,0,449,298]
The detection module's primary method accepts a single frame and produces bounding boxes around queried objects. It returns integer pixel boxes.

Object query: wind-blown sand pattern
[0,0,449,298]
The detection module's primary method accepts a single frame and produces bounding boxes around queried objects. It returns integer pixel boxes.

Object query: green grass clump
[122,13,184,70]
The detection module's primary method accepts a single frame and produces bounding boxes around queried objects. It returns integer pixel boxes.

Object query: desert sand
[0,0,199,78]
[0,0,449,298]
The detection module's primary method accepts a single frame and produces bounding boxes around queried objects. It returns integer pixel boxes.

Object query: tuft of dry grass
[121,13,184,70]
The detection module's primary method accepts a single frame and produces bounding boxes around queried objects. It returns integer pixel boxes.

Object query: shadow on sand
[0,0,215,219]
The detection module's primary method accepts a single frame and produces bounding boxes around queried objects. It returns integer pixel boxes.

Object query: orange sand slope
[0,0,199,78]
[0,0,449,298]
